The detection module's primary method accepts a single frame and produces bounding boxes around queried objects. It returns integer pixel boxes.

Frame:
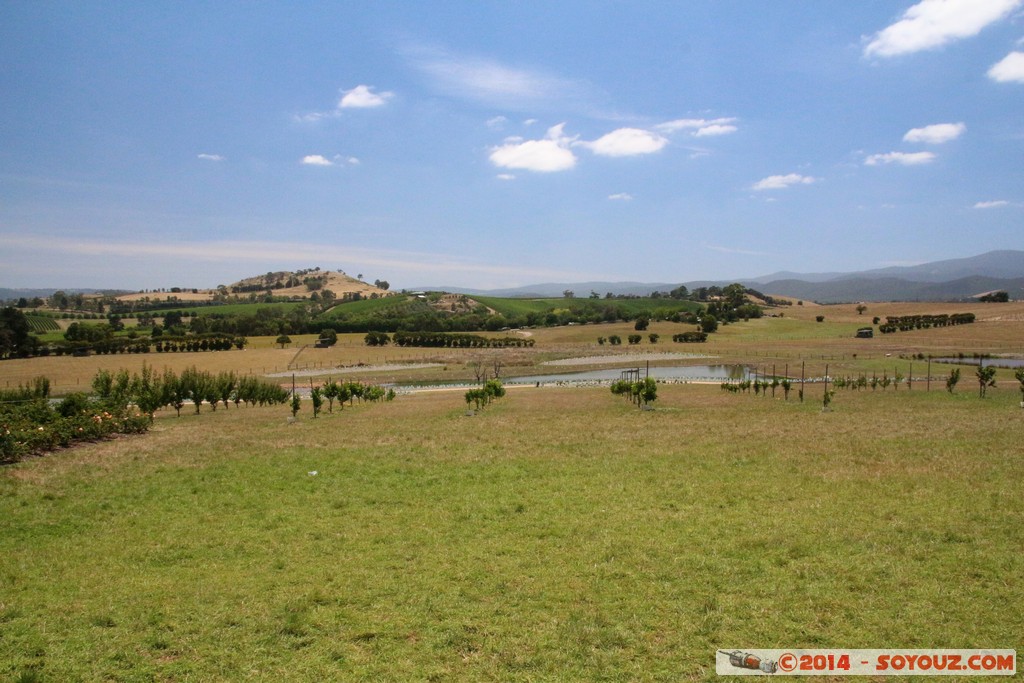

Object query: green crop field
[164,302,308,317]
[320,295,428,319]
[2,299,1023,680]
[471,295,702,319]
[23,315,60,334]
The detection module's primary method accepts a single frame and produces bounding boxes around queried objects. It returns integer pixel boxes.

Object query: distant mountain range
[4,250,1022,305]
[427,250,1024,303]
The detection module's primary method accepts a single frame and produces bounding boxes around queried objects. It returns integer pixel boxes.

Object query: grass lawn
[1,384,1022,680]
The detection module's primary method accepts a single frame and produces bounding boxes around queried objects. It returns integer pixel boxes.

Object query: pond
[505,364,751,384]
[932,357,1024,368]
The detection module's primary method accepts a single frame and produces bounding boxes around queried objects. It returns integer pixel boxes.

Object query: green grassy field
[1,382,1022,681]
[162,302,308,317]
[471,295,703,319]
[2,300,1024,680]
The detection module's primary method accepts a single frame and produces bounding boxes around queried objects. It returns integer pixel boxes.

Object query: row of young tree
[38,333,247,357]
[718,364,1024,406]
[610,377,658,408]
[302,379,396,419]
[366,331,535,348]
[597,330,709,345]
[90,366,291,419]
[464,379,507,411]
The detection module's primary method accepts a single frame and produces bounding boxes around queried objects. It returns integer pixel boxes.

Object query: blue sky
[2,1,1022,291]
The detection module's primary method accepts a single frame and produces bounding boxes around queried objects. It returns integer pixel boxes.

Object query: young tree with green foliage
[276,334,292,348]
[310,387,323,418]
[976,364,997,398]
[945,368,961,394]
[322,380,339,412]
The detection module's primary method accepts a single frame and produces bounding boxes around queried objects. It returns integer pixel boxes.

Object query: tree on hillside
[276,334,292,349]
[49,290,69,311]
[374,279,390,291]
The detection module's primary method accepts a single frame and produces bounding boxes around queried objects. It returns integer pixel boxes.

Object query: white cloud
[489,123,577,172]
[988,51,1024,82]
[752,173,817,191]
[864,151,937,165]
[302,155,334,166]
[863,0,1021,58]
[656,117,738,136]
[580,128,668,157]
[338,84,393,108]
[608,193,634,201]
[903,122,966,144]
[973,200,1010,208]
[694,124,738,137]
[496,173,516,181]
[486,116,508,129]
[197,153,224,161]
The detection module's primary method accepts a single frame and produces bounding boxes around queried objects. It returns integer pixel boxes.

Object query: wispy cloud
[579,128,668,157]
[864,151,936,166]
[752,173,817,191]
[903,122,965,144]
[863,0,1021,58]
[988,51,1024,83]
[656,117,738,137]
[404,45,595,112]
[489,123,577,173]
[973,199,1011,208]
[608,193,634,201]
[197,153,224,162]
[1,235,589,283]
[301,154,359,167]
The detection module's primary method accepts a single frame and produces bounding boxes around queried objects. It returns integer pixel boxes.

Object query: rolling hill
[433,250,1024,303]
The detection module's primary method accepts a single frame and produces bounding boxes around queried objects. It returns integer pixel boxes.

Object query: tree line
[366,331,535,348]
[878,313,975,334]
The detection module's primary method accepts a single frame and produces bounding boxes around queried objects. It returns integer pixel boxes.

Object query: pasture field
[4,300,1024,395]
[470,295,703,320]
[1,383,1022,681]
[160,302,307,317]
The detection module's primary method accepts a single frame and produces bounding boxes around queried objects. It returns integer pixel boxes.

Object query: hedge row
[878,313,975,334]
